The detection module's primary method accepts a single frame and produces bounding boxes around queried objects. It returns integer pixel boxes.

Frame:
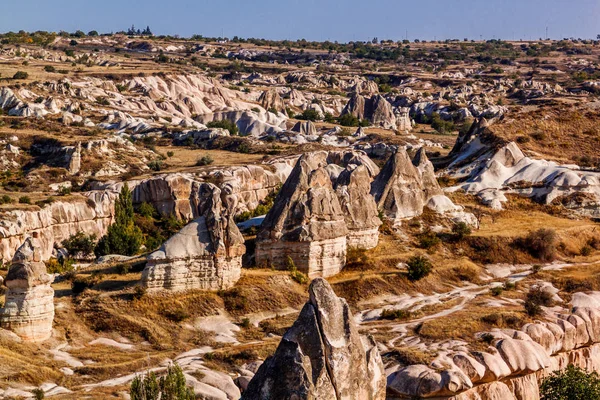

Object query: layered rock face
[0,236,54,342]
[335,165,382,249]
[255,152,348,278]
[242,278,386,400]
[0,191,116,263]
[387,292,600,399]
[142,183,245,291]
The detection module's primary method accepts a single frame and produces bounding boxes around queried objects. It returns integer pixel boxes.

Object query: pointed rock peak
[412,146,429,168]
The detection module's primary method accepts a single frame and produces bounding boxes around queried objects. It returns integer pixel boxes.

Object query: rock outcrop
[335,165,381,249]
[142,183,245,291]
[0,191,116,263]
[387,291,600,399]
[371,148,428,224]
[444,118,600,217]
[258,88,285,113]
[342,93,396,129]
[395,107,412,132]
[255,152,348,278]
[0,236,54,342]
[242,278,386,400]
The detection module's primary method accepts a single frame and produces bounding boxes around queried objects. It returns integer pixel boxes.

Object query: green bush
[138,202,157,219]
[406,256,433,281]
[338,113,360,127]
[452,222,472,240]
[130,364,194,400]
[44,65,56,73]
[418,230,440,249]
[115,263,130,275]
[516,228,557,261]
[430,113,455,134]
[0,195,13,204]
[45,258,75,274]
[196,155,214,166]
[62,232,97,258]
[540,365,600,399]
[524,286,554,316]
[31,388,44,400]
[380,308,412,320]
[490,286,503,296]
[287,256,308,284]
[18,196,31,204]
[95,184,143,257]
[207,119,238,136]
[296,109,320,121]
[13,71,29,80]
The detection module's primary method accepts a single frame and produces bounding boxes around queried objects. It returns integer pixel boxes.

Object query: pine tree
[95,184,143,257]
[130,365,194,400]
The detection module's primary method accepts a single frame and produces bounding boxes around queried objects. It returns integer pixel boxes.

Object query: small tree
[524,285,554,316]
[62,232,97,259]
[540,365,600,399]
[95,184,143,257]
[452,222,472,240]
[406,256,433,281]
[130,364,194,400]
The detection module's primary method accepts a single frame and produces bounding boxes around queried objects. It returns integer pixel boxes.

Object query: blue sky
[1,0,599,42]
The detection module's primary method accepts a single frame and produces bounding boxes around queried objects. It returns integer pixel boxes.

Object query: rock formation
[387,291,600,399]
[342,93,396,129]
[371,148,428,224]
[395,107,412,132]
[291,120,317,136]
[255,152,348,278]
[335,165,381,249]
[142,183,245,291]
[258,88,285,113]
[242,278,386,400]
[444,117,600,217]
[0,235,54,342]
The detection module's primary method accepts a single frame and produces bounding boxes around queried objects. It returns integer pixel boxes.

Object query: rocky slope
[443,118,600,217]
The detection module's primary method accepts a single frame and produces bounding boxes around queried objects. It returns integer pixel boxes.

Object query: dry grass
[154,146,265,169]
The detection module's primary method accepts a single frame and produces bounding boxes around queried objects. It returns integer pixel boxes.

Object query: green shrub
[13,71,29,80]
[130,364,194,400]
[452,222,472,240]
[338,113,360,127]
[31,388,45,400]
[62,232,97,258]
[532,264,543,274]
[44,65,56,73]
[418,230,440,249]
[207,120,238,136]
[196,155,214,166]
[540,365,600,399]
[287,256,308,284]
[524,286,554,316]
[166,151,174,158]
[0,195,13,204]
[71,275,99,294]
[516,228,557,262]
[406,256,433,281]
[296,109,320,121]
[18,196,31,204]
[490,286,503,296]
[95,184,143,257]
[380,308,412,320]
[138,202,156,219]
[45,258,75,274]
[95,97,110,106]
[115,263,130,275]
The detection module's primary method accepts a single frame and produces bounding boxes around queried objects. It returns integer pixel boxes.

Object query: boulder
[142,183,245,291]
[242,278,386,400]
[255,152,348,278]
[0,236,54,342]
